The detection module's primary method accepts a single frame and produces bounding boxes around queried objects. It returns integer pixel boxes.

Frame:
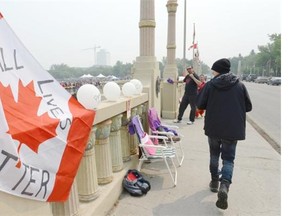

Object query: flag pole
[192,23,195,65]
[183,0,187,71]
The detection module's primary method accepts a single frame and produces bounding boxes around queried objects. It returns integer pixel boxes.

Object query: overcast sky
[0,0,282,70]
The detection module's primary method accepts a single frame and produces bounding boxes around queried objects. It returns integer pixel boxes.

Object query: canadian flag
[0,12,95,201]
[188,43,197,50]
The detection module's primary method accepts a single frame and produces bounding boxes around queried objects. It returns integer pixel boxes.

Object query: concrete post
[237,59,242,77]
[109,114,124,172]
[129,107,139,155]
[120,113,131,162]
[142,102,150,133]
[132,0,161,113]
[76,125,100,202]
[162,0,179,119]
[51,180,79,216]
[95,120,113,185]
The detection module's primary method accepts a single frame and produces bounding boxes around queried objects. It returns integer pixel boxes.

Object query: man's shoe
[187,121,194,125]
[173,119,181,123]
[216,182,229,210]
[209,180,219,193]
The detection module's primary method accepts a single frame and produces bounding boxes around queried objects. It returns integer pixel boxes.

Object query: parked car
[246,74,257,82]
[267,77,281,86]
[254,76,269,84]
[240,74,248,81]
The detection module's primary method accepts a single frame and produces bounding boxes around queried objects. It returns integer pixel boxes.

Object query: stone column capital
[95,119,112,140]
[111,114,123,132]
[166,0,178,13]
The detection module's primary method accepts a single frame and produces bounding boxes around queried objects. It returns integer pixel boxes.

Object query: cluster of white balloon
[76,79,143,110]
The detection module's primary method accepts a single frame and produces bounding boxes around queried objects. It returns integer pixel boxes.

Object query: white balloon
[130,79,143,94]
[77,84,101,110]
[122,82,136,97]
[103,81,121,101]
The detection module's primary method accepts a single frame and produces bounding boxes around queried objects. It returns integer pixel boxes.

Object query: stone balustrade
[0,93,149,216]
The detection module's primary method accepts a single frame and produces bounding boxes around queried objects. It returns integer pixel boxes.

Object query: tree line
[48,33,281,80]
[229,34,281,77]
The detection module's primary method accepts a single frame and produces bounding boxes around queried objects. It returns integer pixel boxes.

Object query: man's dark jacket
[196,73,252,140]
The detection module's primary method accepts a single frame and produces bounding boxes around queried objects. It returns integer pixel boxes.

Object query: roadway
[244,81,281,152]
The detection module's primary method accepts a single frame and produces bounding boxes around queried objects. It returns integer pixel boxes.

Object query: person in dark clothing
[174,66,199,125]
[196,58,252,210]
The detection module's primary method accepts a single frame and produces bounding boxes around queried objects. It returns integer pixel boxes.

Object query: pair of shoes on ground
[209,180,229,210]
[173,119,194,125]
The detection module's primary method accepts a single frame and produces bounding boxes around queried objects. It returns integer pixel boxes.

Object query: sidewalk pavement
[107,111,281,216]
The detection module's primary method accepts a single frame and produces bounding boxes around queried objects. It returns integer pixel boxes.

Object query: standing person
[173,66,199,125]
[196,58,252,210]
[191,74,206,118]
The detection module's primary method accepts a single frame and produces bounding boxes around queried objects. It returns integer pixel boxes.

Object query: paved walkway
[108,111,281,216]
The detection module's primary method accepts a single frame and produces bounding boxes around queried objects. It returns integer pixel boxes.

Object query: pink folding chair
[148,107,184,166]
[128,115,178,186]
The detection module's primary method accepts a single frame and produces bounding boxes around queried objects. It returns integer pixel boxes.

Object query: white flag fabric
[0,12,95,202]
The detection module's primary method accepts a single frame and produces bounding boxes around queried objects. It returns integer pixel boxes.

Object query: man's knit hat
[211,58,230,74]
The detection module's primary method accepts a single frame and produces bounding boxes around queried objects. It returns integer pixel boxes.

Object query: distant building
[97,49,111,66]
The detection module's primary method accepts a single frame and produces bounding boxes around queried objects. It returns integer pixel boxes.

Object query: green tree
[256,34,281,76]
[113,61,133,78]
[229,33,281,77]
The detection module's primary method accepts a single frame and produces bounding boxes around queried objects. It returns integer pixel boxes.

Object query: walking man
[196,58,252,210]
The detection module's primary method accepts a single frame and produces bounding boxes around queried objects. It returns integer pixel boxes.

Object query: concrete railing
[0,93,149,216]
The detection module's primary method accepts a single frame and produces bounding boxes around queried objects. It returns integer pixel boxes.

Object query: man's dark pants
[208,137,237,183]
[177,93,196,122]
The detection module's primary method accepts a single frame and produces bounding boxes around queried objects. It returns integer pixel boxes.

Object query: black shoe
[216,183,229,210]
[209,180,219,193]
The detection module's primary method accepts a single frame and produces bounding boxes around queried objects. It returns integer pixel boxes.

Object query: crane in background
[82,45,101,66]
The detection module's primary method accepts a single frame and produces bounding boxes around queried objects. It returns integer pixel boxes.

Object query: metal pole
[192,23,195,65]
[183,0,187,71]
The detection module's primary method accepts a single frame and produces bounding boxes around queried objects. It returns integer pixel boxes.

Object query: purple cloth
[128,116,145,139]
[148,108,178,136]
[167,78,174,84]
[128,115,157,155]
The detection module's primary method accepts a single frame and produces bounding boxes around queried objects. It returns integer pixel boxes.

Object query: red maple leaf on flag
[0,80,60,168]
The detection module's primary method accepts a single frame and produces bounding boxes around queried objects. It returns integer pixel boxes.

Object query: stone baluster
[51,180,79,216]
[95,119,113,184]
[129,107,139,155]
[136,104,144,130]
[137,105,143,118]
[120,113,131,162]
[76,125,100,201]
[142,102,149,132]
[109,114,124,172]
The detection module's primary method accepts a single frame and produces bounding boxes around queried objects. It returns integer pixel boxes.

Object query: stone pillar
[165,0,178,70]
[110,114,124,172]
[237,55,242,77]
[95,120,113,185]
[51,180,79,216]
[120,113,131,162]
[129,107,139,155]
[132,0,161,113]
[162,0,179,119]
[76,125,100,202]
